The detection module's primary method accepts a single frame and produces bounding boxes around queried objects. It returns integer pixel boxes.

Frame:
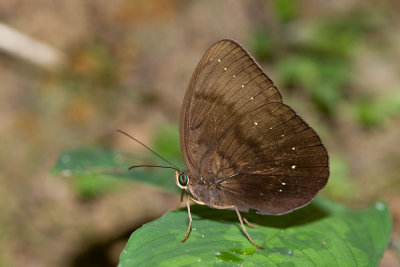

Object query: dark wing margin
[180,39,282,177]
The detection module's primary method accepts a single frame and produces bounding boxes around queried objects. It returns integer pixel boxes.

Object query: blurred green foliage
[354,92,400,128]
[153,123,184,167]
[53,125,185,199]
[52,147,180,197]
[324,155,356,200]
[277,55,351,114]
[250,31,275,61]
[273,0,299,23]
[71,173,120,199]
[52,147,130,199]
[303,12,374,57]
[251,8,383,117]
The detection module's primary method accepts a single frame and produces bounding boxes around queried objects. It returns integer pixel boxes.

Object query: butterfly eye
[178,173,189,186]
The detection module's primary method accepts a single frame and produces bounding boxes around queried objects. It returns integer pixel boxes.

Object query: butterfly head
[175,171,189,189]
[174,170,207,203]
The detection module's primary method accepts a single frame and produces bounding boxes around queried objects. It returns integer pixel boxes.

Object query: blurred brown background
[0,0,399,266]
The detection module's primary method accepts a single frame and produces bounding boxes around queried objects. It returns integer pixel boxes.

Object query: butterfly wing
[180,39,282,176]
[180,39,329,215]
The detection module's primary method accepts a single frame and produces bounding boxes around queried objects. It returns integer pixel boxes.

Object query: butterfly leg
[181,195,192,243]
[243,217,258,228]
[234,207,264,249]
[189,196,206,206]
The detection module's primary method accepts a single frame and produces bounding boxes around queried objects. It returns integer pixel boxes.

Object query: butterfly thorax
[185,173,232,209]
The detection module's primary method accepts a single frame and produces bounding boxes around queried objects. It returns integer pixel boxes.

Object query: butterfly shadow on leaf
[187,200,329,230]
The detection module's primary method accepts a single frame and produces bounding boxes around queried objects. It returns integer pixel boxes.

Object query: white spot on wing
[241,84,244,88]
[279,189,283,192]
[292,165,296,169]
[233,75,236,78]
[282,182,286,185]
[292,147,296,150]
[254,122,258,126]
[224,67,227,70]
[250,97,254,100]
[218,59,221,62]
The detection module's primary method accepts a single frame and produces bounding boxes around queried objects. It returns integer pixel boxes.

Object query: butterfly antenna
[116,129,181,171]
[128,164,178,171]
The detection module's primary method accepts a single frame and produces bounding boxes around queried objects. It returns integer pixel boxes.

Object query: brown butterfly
[120,39,329,249]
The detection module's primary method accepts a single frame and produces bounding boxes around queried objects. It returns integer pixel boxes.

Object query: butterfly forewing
[180,39,329,215]
[180,39,282,173]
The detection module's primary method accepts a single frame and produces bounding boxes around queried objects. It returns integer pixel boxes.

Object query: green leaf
[119,199,391,266]
[52,147,180,194]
